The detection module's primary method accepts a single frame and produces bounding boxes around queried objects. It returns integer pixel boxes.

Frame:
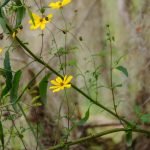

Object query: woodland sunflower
[49,0,72,9]
[29,13,53,30]
[50,75,73,92]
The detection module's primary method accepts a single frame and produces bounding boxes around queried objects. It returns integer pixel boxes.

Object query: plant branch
[47,128,150,150]
[5,25,131,126]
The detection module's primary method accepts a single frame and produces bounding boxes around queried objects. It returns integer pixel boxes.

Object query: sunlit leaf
[116,66,128,77]
[140,114,150,123]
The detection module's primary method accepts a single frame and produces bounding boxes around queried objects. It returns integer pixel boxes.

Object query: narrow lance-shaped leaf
[39,73,51,105]
[0,121,4,150]
[0,17,6,32]
[126,130,132,147]
[77,106,91,126]
[0,68,11,76]
[10,70,22,110]
[116,66,128,77]
[1,51,13,99]
[27,7,35,25]
[16,5,26,27]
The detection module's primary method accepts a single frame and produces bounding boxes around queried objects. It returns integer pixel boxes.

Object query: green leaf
[1,51,13,99]
[67,60,77,66]
[126,130,132,147]
[10,70,22,110]
[16,5,26,27]
[27,7,35,25]
[77,106,91,126]
[0,0,10,8]
[39,73,51,105]
[140,114,150,123]
[0,17,6,32]
[57,47,68,56]
[92,50,108,57]
[0,68,11,76]
[134,105,141,117]
[113,83,122,88]
[0,121,4,150]
[116,66,128,77]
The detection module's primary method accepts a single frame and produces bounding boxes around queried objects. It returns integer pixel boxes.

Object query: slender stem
[6,108,27,150]
[40,30,44,56]
[60,9,67,74]
[17,103,43,150]
[5,25,131,125]
[107,26,124,126]
[47,128,150,150]
[64,90,70,142]
[4,21,150,150]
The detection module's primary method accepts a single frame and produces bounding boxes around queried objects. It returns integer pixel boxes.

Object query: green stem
[47,128,150,150]
[17,103,43,150]
[6,25,130,126]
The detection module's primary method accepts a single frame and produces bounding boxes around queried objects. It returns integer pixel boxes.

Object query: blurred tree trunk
[118,0,150,119]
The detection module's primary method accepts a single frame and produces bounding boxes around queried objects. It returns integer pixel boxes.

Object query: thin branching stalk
[6,24,131,125]
[48,128,150,150]
[107,26,125,127]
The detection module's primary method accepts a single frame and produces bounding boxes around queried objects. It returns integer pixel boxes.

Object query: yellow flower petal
[64,75,73,84]
[64,84,71,88]
[40,23,46,30]
[62,0,71,6]
[60,86,65,90]
[47,14,53,20]
[63,75,67,82]
[56,77,63,83]
[49,1,62,9]
[53,87,61,92]
[50,80,60,85]
[49,85,60,89]
[32,13,40,20]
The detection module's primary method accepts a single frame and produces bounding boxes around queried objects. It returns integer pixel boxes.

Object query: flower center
[45,17,49,21]
[60,82,64,86]
[40,18,43,22]
[59,2,62,6]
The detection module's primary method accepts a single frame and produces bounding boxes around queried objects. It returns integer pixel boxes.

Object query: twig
[47,128,150,150]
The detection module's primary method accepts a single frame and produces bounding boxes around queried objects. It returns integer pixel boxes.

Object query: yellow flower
[49,75,73,92]
[49,0,72,9]
[29,13,53,30]
[0,48,2,53]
